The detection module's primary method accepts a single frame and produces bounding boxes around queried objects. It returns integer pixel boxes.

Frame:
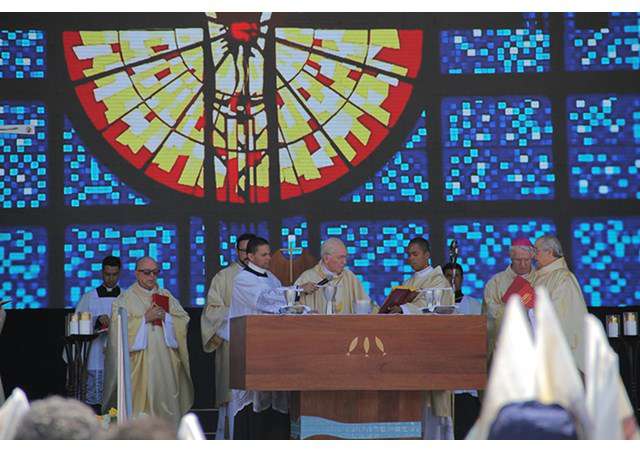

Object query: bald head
[321,238,348,274]
[135,256,160,290]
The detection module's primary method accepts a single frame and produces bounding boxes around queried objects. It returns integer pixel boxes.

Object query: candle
[623,312,637,336]
[79,312,92,335]
[69,313,79,335]
[606,314,620,338]
[287,234,296,250]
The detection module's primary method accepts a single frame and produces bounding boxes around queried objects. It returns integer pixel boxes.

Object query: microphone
[316,274,334,287]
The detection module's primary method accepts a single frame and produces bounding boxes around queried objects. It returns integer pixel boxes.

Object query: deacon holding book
[103,256,193,425]
[73,255,122,411]
[226,237,296,439]
[201,232,255,438]
[384,237,453,314]
[533,234,588,371]
[483,237,536,363]
[294,237,368,314]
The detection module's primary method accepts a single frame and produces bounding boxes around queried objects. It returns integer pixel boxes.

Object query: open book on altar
[152,293,170,327]
[501,275,536,309]
[379,286,420,314]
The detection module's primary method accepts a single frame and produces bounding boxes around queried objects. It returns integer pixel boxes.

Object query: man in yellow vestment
[103,256,193,426]
[483,237,536,362]
[201,233,254,438]
[294,237,369,313]
[533,234,588,371]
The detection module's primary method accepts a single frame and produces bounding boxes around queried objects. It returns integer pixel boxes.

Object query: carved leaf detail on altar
[375,336,386,355]
[347,336,359,355]
[363,337,370,355]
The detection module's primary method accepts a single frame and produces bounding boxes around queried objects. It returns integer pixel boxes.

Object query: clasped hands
[144,303,166,323]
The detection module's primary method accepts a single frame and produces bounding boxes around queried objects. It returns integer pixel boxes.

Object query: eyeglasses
[238,248,247,252]
[136,269,160,276]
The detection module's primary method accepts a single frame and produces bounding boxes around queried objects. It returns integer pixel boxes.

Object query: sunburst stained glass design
[63,14,423,203]
[63,29,206,197]
[275,27,422,199]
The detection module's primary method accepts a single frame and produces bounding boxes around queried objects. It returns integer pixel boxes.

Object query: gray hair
[14,396,100,440]
[536,234,564,258]
[135,256,158,270]
[321,237,346,258]
[509,245,535,258]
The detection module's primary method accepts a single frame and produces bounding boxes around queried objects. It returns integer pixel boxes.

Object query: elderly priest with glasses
[103,256,194,426]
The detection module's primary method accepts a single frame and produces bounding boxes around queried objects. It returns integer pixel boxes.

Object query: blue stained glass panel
[445,219,556,297]
[281,216,309,255]
[341,110,428,203]
[565,13,640,71]
[64,224,179,307]
[0,29,46,79]
[218,221,269,268]
[442,96,555,201]
[441,14,551,74]
[0,102,47,208]
[568,94,640,199]
[320,220,428,305]
[572,218,640,307]
[190,217,206,306]
[63,116,150,207]
[0,227,47,308]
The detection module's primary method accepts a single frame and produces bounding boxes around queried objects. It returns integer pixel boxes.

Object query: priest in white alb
[294,237,369,313]
[102,256,193,426]
[533,234,588,371]
[201,232,255,438]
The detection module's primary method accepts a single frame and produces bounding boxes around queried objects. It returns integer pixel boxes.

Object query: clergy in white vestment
[73,255,122,410]
[443,262,482,440]
[226,236,299,439]
[533,234,588,371]
[294,237,369,313]
[102,256,193,426]
[483,237,536,363]
[201,232,255,438]
[387,237,454,439]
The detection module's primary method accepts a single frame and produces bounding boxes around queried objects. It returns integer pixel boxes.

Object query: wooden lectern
[230,315,486,439]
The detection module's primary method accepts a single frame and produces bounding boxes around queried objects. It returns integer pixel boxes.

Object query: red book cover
[152,293,169,327]
[501,275,536,309]
[379,287,419,314]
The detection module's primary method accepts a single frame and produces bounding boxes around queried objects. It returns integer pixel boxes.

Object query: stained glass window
[64,224,179,307]
[190,217,206,306]
[442,96,555,201]
[565,13,640,71]
[341,110,428,203]
[62,15,424,203]
[445,219,556,297]
[0,102,47,209]
[0,227,47,308]
[572,218,640,306]
[568,94,640,199]
[63,116,150,206]
[0,29,46,79]
[280,216,309,254]
[218,220,269,267]
[441,14,550,74]
[63,29,206,197]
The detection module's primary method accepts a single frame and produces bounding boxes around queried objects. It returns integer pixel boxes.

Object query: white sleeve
[163,313,179,349]
[130,320,148,351]
[215,316,228,340]
[255,287,286,313]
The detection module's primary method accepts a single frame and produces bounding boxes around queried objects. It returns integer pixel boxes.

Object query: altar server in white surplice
[73,255,122,410]
[226,237,313,439]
